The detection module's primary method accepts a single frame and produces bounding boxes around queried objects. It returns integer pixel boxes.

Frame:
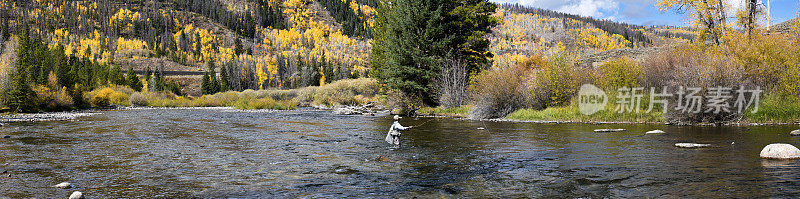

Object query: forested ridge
[0,0,701,113]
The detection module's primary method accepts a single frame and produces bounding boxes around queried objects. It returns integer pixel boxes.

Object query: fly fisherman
[385,115,413,148]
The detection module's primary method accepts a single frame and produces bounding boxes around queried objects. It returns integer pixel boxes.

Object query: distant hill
[772,18,798,33]
[487,4,694,68]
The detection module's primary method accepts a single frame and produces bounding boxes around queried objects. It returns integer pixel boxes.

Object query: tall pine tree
[220,64,230,92]
[371,0,497,105]
[127,66,143,92]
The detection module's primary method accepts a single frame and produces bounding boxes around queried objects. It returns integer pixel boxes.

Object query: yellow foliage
[597,57,643,89]
[116,37,148,53]
[110,8,140,26]
[87,87,131,107]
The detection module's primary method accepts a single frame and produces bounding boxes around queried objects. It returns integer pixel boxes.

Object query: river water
[1,108,800,198]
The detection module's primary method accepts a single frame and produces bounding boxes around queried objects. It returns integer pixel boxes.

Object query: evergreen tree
[207,60,220,94]
[7,69,36,113]
[144,66,152,83]
[0,20,8,42]
[52,45,70,88]
[168,80,182,96]
[201,72,210,95]
[110,65,126,85]
[234,38,243,56]
[127,66,143,92]
[371,0,498,105]
[194,32,201,60]
[322,54,335,84]
[220,64,230,92]
[156,66,166,91]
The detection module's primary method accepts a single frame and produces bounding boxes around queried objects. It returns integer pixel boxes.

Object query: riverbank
[0,111,101,123]
[416,99,800,126]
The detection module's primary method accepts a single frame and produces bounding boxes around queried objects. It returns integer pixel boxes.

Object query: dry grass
[127,78,380,110]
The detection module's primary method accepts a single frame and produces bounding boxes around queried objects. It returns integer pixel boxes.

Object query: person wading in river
[386,115,413,148]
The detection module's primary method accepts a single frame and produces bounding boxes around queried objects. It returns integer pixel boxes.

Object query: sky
[488,0,800,27]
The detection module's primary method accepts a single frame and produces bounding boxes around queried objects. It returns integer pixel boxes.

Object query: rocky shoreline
[0,112,101,123]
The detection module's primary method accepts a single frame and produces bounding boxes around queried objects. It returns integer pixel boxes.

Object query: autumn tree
[657,0,728,44]
[736,0,763,37]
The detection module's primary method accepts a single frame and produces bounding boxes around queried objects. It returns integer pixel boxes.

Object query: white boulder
[760,143,800,159]
[675,143,711,148]
[645,130,665,134]
[54,182,72,189]
[69,191,84,199]
[790,130,800,136]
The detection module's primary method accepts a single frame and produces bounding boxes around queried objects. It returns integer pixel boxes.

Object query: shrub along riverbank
[461,30,800,125]
[88,78,380,110]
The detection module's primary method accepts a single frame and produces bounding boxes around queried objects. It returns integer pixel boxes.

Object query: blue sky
[489,0,799,27]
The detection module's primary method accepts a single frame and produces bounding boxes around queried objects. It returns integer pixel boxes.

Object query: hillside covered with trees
[7,0,793,125]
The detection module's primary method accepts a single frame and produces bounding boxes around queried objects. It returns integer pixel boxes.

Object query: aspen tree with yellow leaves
[657,0,729,44]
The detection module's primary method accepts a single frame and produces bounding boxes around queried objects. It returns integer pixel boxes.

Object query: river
[1,108,799,198]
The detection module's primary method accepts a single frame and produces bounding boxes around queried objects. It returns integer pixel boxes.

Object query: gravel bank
[0,112,101,123]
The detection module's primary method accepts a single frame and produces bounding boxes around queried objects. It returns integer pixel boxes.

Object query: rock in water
[645,130,665,134]
[594,129,625,132]
[375,155,391,162]
[54,182,72,189]
[69,191,83,199]
[675,143,711,148]
[333,107,358,115]
[760,143,800,159]
[790,130,800,136]
[2,135,9,139]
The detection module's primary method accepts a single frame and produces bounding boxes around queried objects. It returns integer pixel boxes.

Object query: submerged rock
[594,129,625,132]
[375,155,392,162]
[333,167,358,174]
[54,182,72,189]
[790,130,800,136]
[760,143,800,159]
[645,130,665,134]
[69,191,83,199]
[2,135,9,139]
[675,143,711,148]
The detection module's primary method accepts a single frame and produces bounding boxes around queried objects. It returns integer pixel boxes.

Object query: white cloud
[507,0,620,18]
[556,0,619,18]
